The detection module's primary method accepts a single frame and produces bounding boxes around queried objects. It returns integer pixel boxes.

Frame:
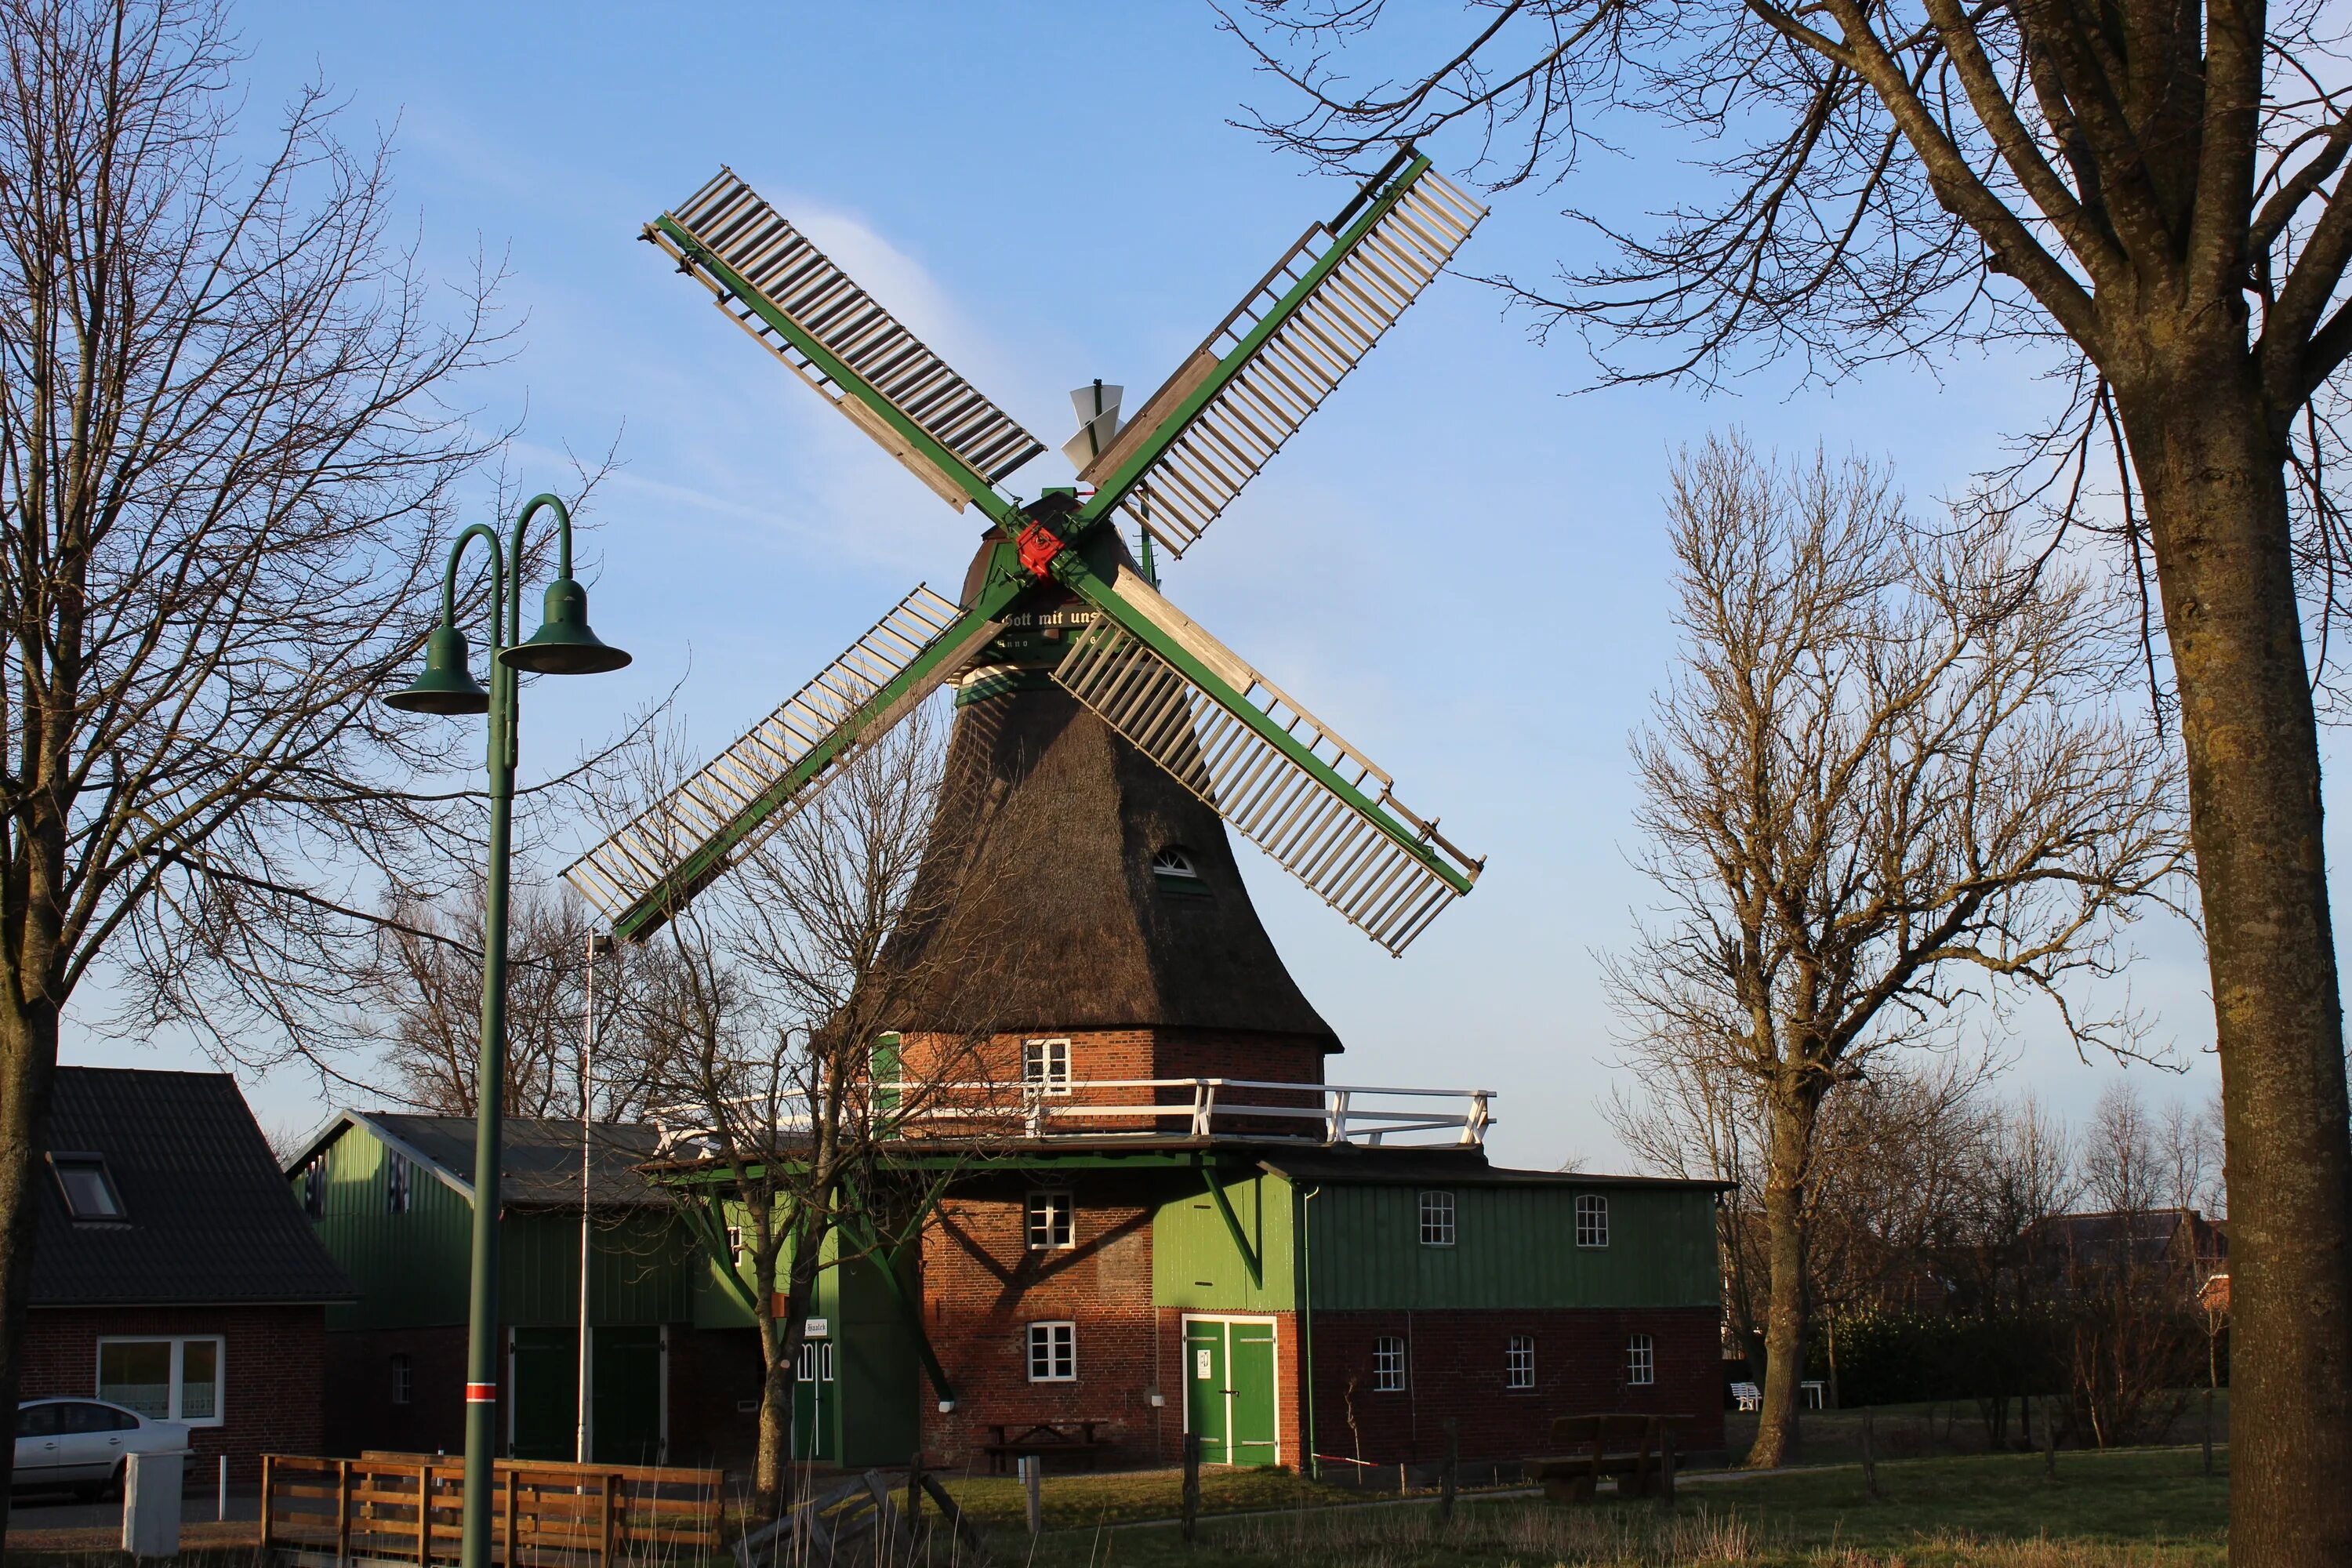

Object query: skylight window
[49,1153,124,1221]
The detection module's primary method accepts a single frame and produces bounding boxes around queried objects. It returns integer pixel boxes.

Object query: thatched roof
[880,539,1339,1047]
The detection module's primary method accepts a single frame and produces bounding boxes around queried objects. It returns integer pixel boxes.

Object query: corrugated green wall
[1303,1183,1719,1310]
[296,1121,696,1330]
[302,1123,472,1330]
[1152,1168,1296,1312]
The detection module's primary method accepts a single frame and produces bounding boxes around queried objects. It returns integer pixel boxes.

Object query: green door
[1184,1320,1229,1463]
[509,1328,577,1461]
[791,1338,836,1462]
[591,1327,664,1466]
[1229,1322,1277,1467]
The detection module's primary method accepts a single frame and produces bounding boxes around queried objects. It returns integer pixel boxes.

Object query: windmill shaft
[564,576,1022,940]
[1078,154,1486,556]
[1053,558,1478,954]
[649,169,1045,520]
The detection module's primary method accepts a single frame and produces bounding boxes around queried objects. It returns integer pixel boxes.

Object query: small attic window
[1152,846,1209,895]
[49,1153,125,1221]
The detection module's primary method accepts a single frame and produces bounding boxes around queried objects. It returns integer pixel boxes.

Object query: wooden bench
[1526,1414,1691,1503]
[982,1421,1114,1475]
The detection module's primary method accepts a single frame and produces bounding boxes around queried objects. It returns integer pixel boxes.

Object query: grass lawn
[986,1446,2227,1568]
[1723,1392,2231,1466]
[934,1464,1367,1530]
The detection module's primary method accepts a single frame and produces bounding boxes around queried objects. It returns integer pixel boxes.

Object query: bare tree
[623,704,1014,1508]
[0,0,503,1526]
[1606,436,2183,1465]
[361,882,669,1121]
[1229,3,2352,1547]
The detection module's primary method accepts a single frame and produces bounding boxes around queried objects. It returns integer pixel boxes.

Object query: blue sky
[65,0,2251,1167]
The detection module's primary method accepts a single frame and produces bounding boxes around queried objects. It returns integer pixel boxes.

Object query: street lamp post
[387,493,630,1568]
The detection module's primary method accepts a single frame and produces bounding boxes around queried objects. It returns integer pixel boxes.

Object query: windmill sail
[564,585,997,940]
[1080,149,1485,557]
[1053,569,1481,954]
[650,169,1044,512]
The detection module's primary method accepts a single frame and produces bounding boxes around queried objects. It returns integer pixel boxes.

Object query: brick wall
[321,1325,467,1458]
[896,1027,1332,1138]
[1307,1307,1726,1468]
[918,1171,1165,1468]
[24,1304,326,1485]
[666,1326,763,1470]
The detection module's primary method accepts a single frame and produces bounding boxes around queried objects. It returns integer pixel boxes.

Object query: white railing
[648,1077,1494,1155]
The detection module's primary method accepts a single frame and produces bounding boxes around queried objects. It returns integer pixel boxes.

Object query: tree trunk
[1747,1079,1819,1468]
[752,1332,792,1514]
[2114,350,2352,1568]
[0,1000,60,1558]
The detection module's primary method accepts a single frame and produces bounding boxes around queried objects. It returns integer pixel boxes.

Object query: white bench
[1731,1380,1827,1410]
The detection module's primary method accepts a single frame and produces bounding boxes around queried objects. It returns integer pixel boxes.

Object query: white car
[13,1399,189,1499]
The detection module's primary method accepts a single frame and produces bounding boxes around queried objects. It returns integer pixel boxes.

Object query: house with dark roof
[27,1068,354,1485]
[281,1112,761,1468]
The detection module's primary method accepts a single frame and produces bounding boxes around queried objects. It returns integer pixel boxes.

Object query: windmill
[566,145,1487,955]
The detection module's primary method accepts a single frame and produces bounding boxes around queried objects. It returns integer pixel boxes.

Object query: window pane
[98,1341,172,1418]
[180,1340,219,1420]
[55,1160,122,1219]
[16,1403,59,1436]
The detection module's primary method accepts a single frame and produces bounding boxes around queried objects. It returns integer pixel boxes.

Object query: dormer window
[1152,846,1208,895]
[49,1153,125,1221]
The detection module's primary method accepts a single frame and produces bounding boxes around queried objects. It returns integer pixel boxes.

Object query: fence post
[906,1450,925,1530]
[1181,1433,1202,1544]
[502,1467,518,1566]
[417,1463,430,1567]
[1860,1411,1878,1499]
[1439,1419,1457,1523]
[336,1458,352,1563]
[1657,1427,1676,1510]
[602,1472,623,1568]
[1018,1456,1042,1537]
[2202,1388,2215,1476]
[2041,1396,2058,1478]
[260,1455,276,1553]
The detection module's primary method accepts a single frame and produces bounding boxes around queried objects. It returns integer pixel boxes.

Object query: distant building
[282,1112,762,1468]
[25,1067,353,1484]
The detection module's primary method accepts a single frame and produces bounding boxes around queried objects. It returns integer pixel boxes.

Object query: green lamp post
[387,493,629,1568]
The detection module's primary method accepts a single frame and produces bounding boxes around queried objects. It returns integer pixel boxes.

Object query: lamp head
[500,576,633,675]
[386,622,491,715]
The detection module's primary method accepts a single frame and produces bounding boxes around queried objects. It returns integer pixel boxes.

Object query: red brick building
[24,1068,353,1486]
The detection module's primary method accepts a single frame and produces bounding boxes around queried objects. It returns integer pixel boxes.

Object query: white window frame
[1152,847,1201,880]
[725,1225,743,1263]
[1022,1039,1073,1098]
[387,1151,412,1214]
[1576,1193,1610,1248]
[1025,1190,1075,1250]
[96,1335,226,1426]
[1626,1332,1656,1387]
[390,1353,412,1406]
[1027,1320,1077,1382]
[794,1340,835,1384]
[1371,1335,1406,1393]
[300,1155,327,1220]
[1506,1334,1536,1390]
[1417,1190,1457,1247]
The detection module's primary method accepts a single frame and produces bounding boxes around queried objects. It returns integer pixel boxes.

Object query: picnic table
[982,1421,1114,1475]
[1526,1414,1691,1502]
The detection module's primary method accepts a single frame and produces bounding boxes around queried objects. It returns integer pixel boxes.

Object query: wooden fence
[260,1454,724,1568]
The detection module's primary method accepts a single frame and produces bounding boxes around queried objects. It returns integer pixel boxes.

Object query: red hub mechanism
[1015,521,1065,578]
